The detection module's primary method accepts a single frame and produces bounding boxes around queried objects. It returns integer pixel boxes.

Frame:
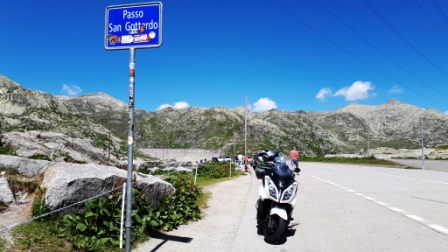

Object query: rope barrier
[0,164,243,233]
[0,183,133,232]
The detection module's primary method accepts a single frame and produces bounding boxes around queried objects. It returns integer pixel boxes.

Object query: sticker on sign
[105,2,162,50]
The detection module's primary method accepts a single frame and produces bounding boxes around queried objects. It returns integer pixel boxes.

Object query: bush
[32,187,49,217]
[57,176,202,251]
[197,163,236,179]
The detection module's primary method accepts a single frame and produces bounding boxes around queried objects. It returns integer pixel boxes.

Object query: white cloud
[157,101,189,110]
[173,101,189,109]
[333,81,374,101]
[61,84,82,96]
[253,98,277,112]
[388,85,403,93]
[316,88,332,101]
[157,104,172,110]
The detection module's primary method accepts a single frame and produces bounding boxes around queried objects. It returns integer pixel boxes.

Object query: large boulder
[2,131,119,165]
[0,177,14,204]
[0,155,52,177]
[42,162,174,213]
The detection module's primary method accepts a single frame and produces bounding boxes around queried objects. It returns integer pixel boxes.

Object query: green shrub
[197,163,235,179]
[57,176,202,251]
[59,194,122,251]
[32,187,49,218]
[29,154,51,161]
[148,176,202,231]
[0,145,15,155]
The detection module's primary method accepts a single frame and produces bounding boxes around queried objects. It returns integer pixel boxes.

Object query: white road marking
[325,166,448,185]
[307,173,448,236]
[428,225,448,234]
[407,215,424,222]
[389,207,403,212]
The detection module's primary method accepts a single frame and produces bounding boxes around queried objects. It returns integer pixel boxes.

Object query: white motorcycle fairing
[270,205,288,221]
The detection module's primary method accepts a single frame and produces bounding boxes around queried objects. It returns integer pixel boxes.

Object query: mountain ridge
[1,75,447,156]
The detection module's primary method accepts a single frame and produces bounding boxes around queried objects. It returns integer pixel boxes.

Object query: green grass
[0,145,15,155]
[11,220,74,252]
[301,156,403,166]
[0,238,6,252]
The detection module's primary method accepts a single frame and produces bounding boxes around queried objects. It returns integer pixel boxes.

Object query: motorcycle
[254,150,298,243]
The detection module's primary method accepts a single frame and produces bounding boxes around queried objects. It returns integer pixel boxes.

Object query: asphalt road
[391,159,448,172]
[136,162,448,252]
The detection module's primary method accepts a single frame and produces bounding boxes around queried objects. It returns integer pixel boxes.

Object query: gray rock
[0,177,14,204]
[2,131,119,165]
[0,155,52,176]
[17,192,29,204]
[41,162,174,213]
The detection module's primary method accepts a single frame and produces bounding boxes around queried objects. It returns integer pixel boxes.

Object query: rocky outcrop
[61,92,128,114]
[307,99,448,152]
[42,162,173,212]
[2,131,119,165]
[0,75,123,155]
[0,155,51,177]
[0,156,174,213]
[0,177,14,204]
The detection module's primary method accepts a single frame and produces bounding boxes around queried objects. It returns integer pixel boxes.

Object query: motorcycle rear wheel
[264,215,287,243]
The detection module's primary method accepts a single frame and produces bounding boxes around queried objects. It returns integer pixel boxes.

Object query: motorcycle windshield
[272,156,293,178]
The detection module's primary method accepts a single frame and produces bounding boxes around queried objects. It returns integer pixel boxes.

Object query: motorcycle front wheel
[264,215,287,243]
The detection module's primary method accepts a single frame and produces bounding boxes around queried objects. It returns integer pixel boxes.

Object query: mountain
[1,75,448,157]
[308,99,448,151]
[0,75,123,155]
[1,75,88,134]
[60,92,131,139]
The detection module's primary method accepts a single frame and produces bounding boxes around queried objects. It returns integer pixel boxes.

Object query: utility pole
[366,125,370,157]
[233,131,236,159]
[244,96,248,171]
[108,132,111,161]
[420,117,425,170]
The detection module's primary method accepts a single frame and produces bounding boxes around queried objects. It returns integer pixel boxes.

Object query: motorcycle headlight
[281,182,297,202]
[265,177,279,200]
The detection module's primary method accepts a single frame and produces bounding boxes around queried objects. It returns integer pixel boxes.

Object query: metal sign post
[125,48,136,252]
[105,2,162,251]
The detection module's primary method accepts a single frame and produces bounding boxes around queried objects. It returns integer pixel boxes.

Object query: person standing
[237,153,243,169]
[289,147,300,173]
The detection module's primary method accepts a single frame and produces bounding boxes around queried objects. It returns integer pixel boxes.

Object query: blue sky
[1,0,448,114]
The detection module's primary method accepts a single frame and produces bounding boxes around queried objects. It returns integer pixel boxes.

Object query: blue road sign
[105,2,162,50]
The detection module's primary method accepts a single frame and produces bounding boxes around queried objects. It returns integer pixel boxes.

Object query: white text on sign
[108,9,159,33]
